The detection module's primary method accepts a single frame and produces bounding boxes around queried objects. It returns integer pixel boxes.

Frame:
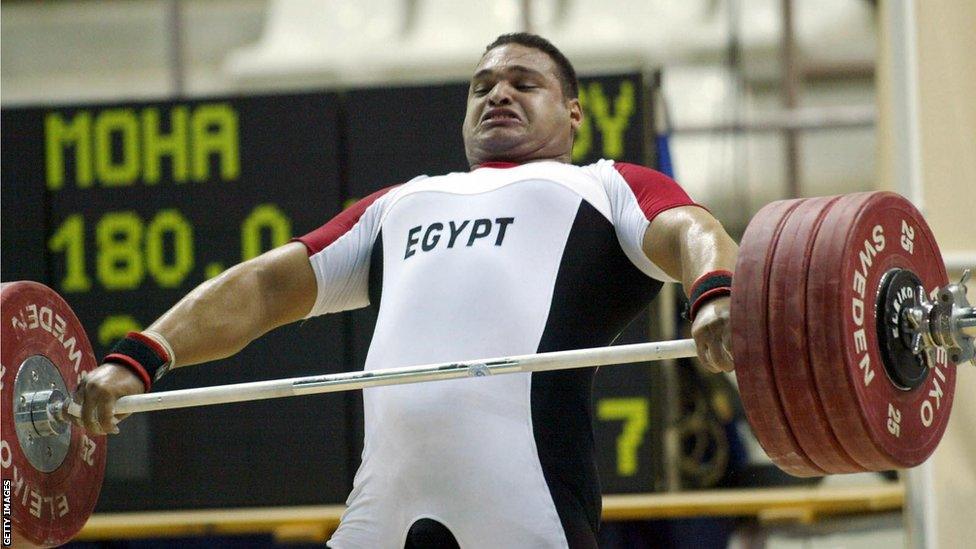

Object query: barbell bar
[58,339,700,418]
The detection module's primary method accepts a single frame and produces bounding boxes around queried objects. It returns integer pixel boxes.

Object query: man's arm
[642,206,738,373]
[151,242,316,365]
[75,242,317,434]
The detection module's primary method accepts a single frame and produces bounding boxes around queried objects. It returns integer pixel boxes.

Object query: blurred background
[2,0,881,230]
[1,1,973,548]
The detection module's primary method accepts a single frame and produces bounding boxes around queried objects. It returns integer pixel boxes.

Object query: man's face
[462,44,582,167]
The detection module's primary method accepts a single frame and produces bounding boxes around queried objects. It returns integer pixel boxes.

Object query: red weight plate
[807,192,954,469]
[806,193,901,470]
[1,281,106,547]
[732,199,824,477]
[766,196,865,474]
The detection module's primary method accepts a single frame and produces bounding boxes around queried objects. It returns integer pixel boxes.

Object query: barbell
[1,191,973,547]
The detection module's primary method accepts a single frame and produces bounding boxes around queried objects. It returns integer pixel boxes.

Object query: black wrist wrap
[103,332,169,391]
[684,270,734,321]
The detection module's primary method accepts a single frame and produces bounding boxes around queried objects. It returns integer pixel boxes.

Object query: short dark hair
[483,33,579,99]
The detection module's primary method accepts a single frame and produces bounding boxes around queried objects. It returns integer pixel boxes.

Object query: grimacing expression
[463,44,582,166]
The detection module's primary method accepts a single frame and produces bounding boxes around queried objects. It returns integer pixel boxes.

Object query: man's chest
[379,180,589,269]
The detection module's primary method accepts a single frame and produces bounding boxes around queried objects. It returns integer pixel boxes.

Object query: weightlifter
[74,33,739,548]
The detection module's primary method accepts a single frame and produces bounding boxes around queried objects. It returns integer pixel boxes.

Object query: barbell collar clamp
[902,269,975,367]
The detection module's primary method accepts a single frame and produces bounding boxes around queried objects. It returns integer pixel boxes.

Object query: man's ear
[568,98,583,132]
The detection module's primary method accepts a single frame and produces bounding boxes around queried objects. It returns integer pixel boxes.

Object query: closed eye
[471,82,536,96]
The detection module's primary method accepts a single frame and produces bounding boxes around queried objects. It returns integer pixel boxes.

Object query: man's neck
[469,156,571,170]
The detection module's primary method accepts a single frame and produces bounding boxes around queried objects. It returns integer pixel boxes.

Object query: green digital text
[45,103,240,190]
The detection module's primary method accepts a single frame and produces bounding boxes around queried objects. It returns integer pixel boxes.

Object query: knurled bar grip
[65,338,700,418]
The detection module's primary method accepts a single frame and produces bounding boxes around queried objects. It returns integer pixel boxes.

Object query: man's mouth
[481,109,522,126]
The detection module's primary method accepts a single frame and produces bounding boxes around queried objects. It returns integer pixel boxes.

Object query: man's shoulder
[597,160,674,186]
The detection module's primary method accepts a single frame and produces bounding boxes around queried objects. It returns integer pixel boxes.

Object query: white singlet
[296,159,698,549]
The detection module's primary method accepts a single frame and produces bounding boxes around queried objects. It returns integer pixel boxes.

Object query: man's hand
[71,363,146,435]
[691,296,734,373]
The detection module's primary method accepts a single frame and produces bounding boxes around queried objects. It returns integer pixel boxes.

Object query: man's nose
[487,82,513,105]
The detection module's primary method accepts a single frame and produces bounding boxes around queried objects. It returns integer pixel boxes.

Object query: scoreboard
[22,97,342,344]
[3,93,352,510]
[1,74,670,511]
